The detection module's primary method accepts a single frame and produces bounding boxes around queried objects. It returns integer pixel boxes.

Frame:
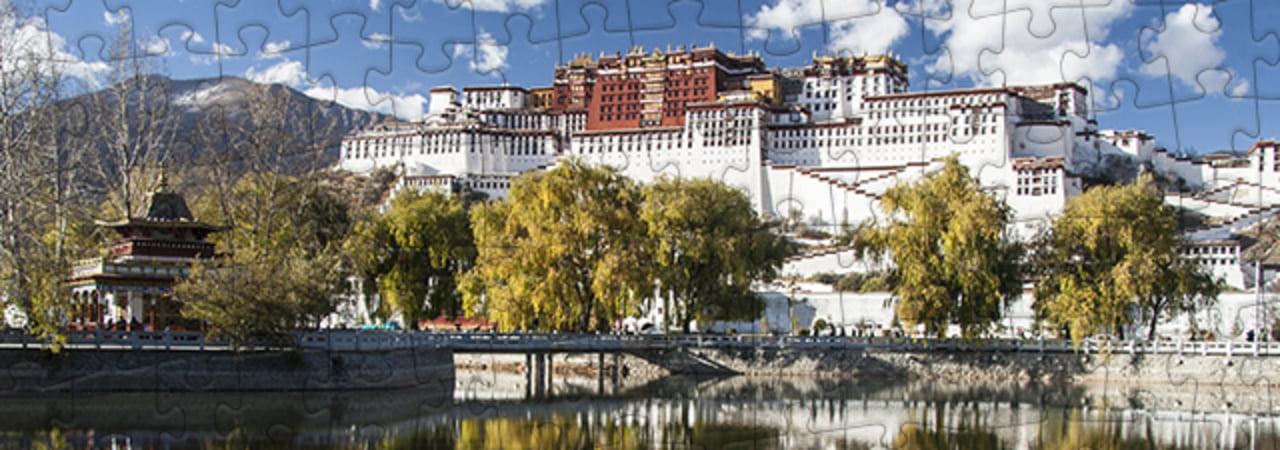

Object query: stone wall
[0,346,454,393]
[453,347,1280,392]
[636,346,1280,388]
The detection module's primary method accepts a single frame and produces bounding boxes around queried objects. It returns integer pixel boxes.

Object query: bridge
[2,329,1279,358]
[4,329,1280,397]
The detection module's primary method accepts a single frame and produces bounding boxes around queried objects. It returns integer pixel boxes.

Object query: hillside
[56,74,395,173]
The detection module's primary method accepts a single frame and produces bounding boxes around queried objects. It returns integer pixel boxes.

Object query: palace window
[1016,168,1059,196]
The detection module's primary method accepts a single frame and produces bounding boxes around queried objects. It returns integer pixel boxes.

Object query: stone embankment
[456,339,1280,390]
[0,329,457,393]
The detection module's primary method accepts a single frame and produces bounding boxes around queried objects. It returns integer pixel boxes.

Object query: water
[1,375,1278,449]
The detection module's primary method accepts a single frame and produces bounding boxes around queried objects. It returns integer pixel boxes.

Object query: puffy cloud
[181,30,205,44]
[304,85,426,120]
[453,30,507,73]
[103,9,130,26]
[1190,69,1252,98]
[0,10,109,87]
[261,40,290,58]
[245,59,427,120]
[1139,4,1227,90]
[211,42,236,57]
[142,36,170,56]
[245,59,308,86]
[190,41,238,65]
[434,0,547,13]
[917,0,1133,87]
[1230,78,1250,97]
[745,0,908,55]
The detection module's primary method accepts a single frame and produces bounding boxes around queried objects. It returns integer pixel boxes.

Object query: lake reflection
[1,376,1278,449]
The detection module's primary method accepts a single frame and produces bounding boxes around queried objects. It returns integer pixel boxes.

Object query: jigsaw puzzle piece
[745,0,905,59]
[525,0,635,59]
[632,0,747,54]
[209,1,312,64]
[552,2,640,66]
[388,0,483,73]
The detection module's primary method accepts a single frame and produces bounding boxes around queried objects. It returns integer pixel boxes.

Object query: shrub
[811,272,841,285]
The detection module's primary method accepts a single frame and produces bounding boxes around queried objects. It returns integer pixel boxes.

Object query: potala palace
[336,45,1279,332]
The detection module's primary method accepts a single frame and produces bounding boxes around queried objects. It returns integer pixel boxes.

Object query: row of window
[1187,246,1237,255]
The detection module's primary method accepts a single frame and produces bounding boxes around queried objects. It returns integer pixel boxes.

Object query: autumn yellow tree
[462,159,650,332]
[642,176,793,332]
[347,189,475,328]
[844,155,1022,338]
[1031,175,1220,341]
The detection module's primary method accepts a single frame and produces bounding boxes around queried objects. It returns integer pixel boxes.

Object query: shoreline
[0,346,455,394]
[454,345,1280,388]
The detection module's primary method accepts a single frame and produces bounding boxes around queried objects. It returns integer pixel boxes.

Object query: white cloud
[245,59,308,86]
[181,30,205,44]
[142,36,170,56]
[434,0,548,13]
[245,59,427,120]
[916,0,1133,87]
[745,0,908,55]
[261,40,290,58]
[211,42,236,57]
[305,85,426,120]
[103,9,130,26]
[363,33,391,50]
[370,0,382,11]
[1191,68,1253,98]
[0,10,109,88]
[1230,78,1250,97]
[189,42,238,65]
[1139,4,1226,89]
[453,30,507,73]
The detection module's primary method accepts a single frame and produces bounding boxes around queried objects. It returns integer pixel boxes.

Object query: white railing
[2,329,1280,356]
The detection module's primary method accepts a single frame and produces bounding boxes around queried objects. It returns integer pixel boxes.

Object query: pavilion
[65,178,224,330]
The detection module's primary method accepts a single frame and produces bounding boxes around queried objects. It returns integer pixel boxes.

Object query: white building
[336,50,1279,296]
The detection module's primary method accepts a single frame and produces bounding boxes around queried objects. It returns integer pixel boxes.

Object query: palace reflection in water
[2,375,1279,449]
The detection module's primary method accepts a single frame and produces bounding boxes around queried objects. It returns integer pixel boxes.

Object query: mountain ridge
[56,74,396,173]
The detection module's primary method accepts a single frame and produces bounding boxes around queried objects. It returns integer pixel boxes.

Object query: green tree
[348,189,475,329]
[843,155,1022,338]
[462,159,649,332]
[1032,175,1220,341]
[175,248,344,346]
[175,174,351,344]
[641,176,793,332]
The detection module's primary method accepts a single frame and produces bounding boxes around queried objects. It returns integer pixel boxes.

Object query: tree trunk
[1147,311,1160,341]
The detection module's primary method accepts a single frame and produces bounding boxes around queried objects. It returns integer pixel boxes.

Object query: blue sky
[10,0,1280,155]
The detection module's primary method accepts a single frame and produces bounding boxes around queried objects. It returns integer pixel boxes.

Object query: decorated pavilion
[65,179,224,330]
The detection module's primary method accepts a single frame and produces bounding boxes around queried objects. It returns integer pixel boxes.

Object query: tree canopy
[174,174,351,343]
[347,189,475,329]
[844,155,1022,338]
[1032,175,1220,341]
[641,176,793,331]
[462,159,650,332]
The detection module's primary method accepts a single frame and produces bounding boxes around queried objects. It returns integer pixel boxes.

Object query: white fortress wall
[760,165,883,230]
[781,248,889,278]
[712,289,1280,340]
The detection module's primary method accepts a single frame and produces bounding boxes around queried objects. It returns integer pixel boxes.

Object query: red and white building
[338,46,1279,292]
